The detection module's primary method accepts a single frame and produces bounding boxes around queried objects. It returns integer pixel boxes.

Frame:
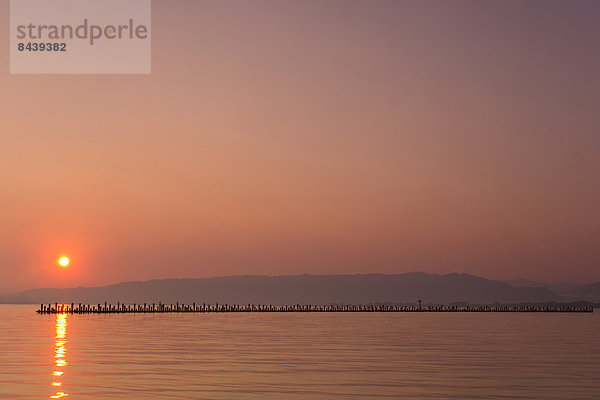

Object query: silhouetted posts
[35,303,594,314]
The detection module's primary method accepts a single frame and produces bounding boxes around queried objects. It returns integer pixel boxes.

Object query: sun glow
[58,257,69,267]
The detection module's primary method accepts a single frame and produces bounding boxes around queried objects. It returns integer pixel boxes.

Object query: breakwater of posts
[36,303,594,314]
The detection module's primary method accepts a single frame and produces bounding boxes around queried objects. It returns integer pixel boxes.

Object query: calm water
[1,305,599,399]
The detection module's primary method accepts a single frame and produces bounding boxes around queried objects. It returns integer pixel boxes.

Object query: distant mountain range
[567,282,600,303]
[504,279,583,294]
[2,273,597,306]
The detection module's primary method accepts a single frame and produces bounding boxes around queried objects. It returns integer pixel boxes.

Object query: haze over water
[1,305,598,399]
[2,1,599,398]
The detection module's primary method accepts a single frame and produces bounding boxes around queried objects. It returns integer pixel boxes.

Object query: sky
[1,0,599,292]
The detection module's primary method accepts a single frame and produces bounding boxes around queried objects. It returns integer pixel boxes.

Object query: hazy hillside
[505,279,583,294]
[505,279,548,288]
[569,282,600,295]
[567,282,600,303]
[0,273,561,305]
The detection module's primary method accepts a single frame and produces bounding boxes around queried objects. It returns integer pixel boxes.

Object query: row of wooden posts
[37,302,594,314]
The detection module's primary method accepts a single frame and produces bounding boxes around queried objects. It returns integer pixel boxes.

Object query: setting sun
[58,257,70,267]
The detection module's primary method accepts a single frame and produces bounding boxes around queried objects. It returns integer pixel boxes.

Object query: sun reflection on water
[50,311,69,399]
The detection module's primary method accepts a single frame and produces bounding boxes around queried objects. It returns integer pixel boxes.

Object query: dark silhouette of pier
[36,302,594,314]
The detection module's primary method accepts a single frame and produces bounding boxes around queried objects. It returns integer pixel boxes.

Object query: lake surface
[1,305,599,399]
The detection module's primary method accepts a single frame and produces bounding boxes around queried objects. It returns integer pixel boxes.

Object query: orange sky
[1,0,599,291]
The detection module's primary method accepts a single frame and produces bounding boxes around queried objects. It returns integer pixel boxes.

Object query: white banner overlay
[10,0,151,74]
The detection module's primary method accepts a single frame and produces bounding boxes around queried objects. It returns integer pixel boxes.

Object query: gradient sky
[1,0,599,292]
